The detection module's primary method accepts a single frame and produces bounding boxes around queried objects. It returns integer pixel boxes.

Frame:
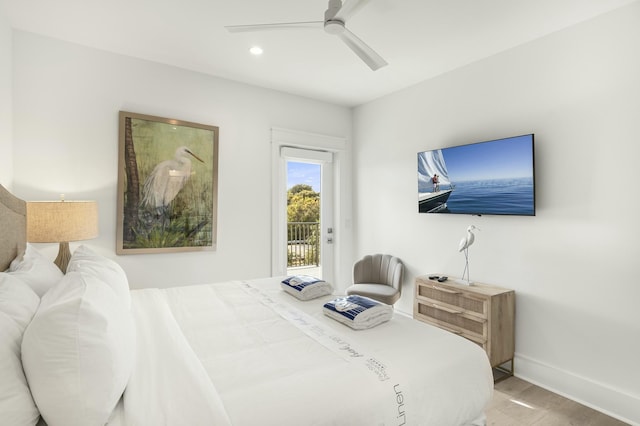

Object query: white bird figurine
[458,225,478,252]
[458,225,480,284]
[142,146,204,209]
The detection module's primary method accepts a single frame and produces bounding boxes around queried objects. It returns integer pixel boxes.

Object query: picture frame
[116,111,218,254]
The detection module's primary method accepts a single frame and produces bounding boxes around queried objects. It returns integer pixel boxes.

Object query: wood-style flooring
[486,376,630,426]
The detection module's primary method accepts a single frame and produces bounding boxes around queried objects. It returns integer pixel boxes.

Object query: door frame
[271,128,346,284]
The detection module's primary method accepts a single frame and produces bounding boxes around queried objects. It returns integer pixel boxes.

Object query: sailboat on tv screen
[418,149,454,213]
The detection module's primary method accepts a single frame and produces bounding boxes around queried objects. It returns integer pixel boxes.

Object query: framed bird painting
[116,111,219,254]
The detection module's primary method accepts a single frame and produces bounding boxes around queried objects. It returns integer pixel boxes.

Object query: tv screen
[418,134,535,216]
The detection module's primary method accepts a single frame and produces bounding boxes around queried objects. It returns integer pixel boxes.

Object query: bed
[0,184,493,426]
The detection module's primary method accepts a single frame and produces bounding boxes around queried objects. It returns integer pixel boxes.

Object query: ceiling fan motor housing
[324,20,345,35]
[324,0,345,34]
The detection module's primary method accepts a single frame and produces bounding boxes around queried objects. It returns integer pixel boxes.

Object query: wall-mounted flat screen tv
[418,134,535,216]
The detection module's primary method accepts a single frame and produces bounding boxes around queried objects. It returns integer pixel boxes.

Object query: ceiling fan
[225,0,387,71]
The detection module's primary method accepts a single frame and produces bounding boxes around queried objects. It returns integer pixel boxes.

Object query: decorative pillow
[8,243,63,297]
[323,295,393,330]
[0,273,41,426]
[281,275,333,300]
[67,245,131,309]
[21,270,135,426]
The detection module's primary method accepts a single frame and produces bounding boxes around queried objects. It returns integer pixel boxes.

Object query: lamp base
[54,242,71,273]
[454,278,473,286]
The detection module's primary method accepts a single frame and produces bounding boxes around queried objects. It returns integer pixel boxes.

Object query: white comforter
[114,277,493,426]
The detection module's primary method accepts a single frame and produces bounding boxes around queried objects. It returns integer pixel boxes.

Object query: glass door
[280,148,333,281]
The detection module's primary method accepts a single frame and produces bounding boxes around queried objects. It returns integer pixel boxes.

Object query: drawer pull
[433,285,461,294]
[431,303,462,314]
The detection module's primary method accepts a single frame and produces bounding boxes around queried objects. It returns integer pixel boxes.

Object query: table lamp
[27,198,99,272]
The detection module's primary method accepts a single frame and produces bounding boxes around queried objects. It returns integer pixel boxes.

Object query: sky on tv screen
[442,134,533,182]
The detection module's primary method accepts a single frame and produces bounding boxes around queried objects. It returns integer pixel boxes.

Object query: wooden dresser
[414,275,515,380]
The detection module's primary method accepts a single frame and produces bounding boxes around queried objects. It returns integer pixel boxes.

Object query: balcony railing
[287,222,320,267]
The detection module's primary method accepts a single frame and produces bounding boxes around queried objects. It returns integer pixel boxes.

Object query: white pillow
[67,245,131,310]
[9,243,63,297]
[21,270,135,426]
[0,273,41,426]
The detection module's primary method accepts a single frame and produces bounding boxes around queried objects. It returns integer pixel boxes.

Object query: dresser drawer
[416,282,487,318]
[415,300,486,338]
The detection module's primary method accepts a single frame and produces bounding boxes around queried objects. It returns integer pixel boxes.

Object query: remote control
[437,276,448,282]
[428,275,439,280]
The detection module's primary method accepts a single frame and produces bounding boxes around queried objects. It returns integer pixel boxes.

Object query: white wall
[11,31,352,289]
[353,2,640,424]
[0,9,12,188]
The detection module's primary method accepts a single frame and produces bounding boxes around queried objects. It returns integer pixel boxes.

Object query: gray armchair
[346,254,403,305]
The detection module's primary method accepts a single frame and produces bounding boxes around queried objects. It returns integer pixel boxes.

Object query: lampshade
[27,200,99,272]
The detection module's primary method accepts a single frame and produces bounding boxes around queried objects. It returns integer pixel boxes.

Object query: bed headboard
[0,184,27,271]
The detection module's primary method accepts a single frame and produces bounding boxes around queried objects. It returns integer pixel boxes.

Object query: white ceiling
[1,0,636,106]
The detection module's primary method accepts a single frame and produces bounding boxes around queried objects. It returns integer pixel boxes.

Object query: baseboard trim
[514,353,640,426]
[395,308,412,318]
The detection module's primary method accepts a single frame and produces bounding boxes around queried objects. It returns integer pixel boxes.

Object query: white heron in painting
[458,225,479,284]
[142,146,204,210]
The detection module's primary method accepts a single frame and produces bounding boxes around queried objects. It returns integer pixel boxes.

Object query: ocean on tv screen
[443,177,534,215]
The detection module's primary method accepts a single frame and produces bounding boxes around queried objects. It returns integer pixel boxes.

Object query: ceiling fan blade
[226,21,323,33]
[334,0,371,22]
[338,28,387,71]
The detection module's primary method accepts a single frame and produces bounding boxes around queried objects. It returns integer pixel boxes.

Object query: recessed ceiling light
[249,46,263,56]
